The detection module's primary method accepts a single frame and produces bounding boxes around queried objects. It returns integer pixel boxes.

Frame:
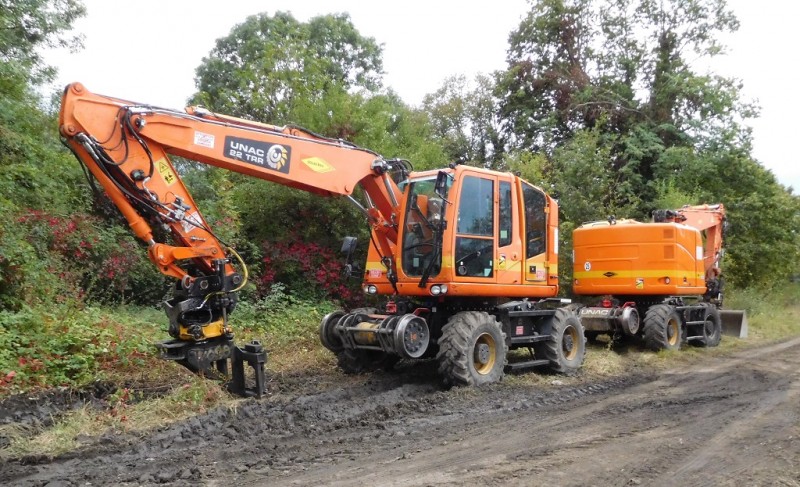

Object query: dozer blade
[720,310,748,338]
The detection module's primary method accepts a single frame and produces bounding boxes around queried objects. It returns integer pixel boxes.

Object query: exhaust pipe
[719,310,748,338]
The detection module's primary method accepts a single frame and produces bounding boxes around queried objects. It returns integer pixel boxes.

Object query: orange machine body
[362,165,560,299]
[59,82,585,390]
[573,220,706,296]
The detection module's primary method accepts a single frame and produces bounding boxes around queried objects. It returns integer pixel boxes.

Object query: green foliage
[189,13,447,298]
[233,284,338,347]
[492,0,800,288]
[0,305,161,393]
[725,283,800,341]
[192,11,383,121]
[3,211,167,308]
[0,0,85,85]
[423,74,506,167]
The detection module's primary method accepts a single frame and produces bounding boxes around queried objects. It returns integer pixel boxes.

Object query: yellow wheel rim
[563,325,579,361]
[473,332,497,375]
[667,318,680,346]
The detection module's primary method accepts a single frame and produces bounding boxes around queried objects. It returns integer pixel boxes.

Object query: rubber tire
[694,302,722,348]
[436,311,508,387]
[643,304,682,351]
[540,308,586,374]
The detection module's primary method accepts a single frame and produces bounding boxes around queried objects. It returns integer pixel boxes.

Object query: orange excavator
[59,83,586,396]
[572,204,747,350]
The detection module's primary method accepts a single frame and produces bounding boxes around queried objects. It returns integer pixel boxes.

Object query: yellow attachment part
[353,321,380,345]
[178,319,229,341]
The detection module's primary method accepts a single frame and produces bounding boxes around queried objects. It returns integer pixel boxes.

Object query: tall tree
[189,12,447,300]
[0,0,85,85]
[423,74,506,167]
[192,11,383,122]
[496,0,799,287]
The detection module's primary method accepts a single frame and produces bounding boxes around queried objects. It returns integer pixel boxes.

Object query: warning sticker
[194,131,215,149]
[368,269,382,278]
[636,278,644,289]
[302,157,335,173]
[180,211,203,234]
[157,158,177,186]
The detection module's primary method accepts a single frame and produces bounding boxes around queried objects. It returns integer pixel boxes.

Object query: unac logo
[223,136,291,173]
[266,145,288,171]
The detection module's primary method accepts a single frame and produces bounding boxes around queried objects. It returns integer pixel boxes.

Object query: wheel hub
[563,334,574,353]
[474,343,491,365]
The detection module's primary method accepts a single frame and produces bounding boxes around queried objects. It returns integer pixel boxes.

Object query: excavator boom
[59,83,405,395]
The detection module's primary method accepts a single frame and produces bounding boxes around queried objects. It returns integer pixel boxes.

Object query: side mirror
[340,236,360,278]
[341,236,358,256]
[434,171,449,198]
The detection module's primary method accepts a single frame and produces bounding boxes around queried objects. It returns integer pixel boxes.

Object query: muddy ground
[2,337,799,487]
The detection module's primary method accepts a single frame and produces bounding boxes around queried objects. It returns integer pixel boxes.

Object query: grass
[2,283,799,459]
[507,283,800,388]
[0,374,228,459]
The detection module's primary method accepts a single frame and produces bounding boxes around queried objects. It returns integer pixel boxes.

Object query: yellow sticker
[302,157,335,173]
[636,278,644,289]
[157,158,177,186]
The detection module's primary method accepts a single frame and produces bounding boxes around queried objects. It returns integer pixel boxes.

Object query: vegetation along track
[2,337,800,486]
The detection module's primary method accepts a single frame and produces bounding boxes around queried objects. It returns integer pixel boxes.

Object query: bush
[233,284,339,347]
[0,209,167,309]
[257,238,363,306]
[0,305,163,394]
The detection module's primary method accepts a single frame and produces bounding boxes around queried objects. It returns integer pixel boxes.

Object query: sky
[45,0,799,192]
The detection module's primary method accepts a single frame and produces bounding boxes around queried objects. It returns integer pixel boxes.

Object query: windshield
[401,177,449,278]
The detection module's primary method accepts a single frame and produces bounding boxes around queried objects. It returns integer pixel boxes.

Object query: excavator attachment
[720,309,748,338]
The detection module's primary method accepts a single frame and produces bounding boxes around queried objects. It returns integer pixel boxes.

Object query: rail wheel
[436,311,508,386]
[694,302,722,348]
[330,307,399,373]
[539,308,586,374]
[643,304,682,351]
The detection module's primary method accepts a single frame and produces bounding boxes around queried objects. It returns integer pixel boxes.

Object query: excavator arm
[59,83,404,395]
[653,204,727,284]
[675,204,727,282]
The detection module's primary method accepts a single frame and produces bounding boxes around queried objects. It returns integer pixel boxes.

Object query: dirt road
[3,337,800,486]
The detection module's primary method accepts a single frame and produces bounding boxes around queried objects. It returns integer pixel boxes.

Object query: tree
[192,11,383,122]
[422,74,506,167]
[189,12,447,300]
[0,0,85,85]
[495,0,799,287]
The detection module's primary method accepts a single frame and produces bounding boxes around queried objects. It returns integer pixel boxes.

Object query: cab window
[523,183,547,258]
[455,176,494,277]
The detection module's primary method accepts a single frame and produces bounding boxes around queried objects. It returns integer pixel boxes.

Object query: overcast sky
[45,0,799,192]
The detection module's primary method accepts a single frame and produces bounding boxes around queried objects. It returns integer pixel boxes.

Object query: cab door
[454,173,497,283]
[496,177,525,285]
[522,182,549,283]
